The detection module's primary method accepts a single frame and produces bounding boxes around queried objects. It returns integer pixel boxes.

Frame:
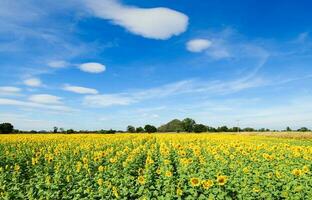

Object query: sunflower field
[0,134,311,199]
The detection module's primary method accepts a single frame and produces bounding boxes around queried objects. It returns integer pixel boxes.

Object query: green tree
[193,124,207,133]
[286,127,292,131]
[243,127,255,132]
[182,118,196,132]
[232,127,241,132]
[217,126,229,132]
[297,127,309,132]
[144,125,157,133]
[53,127,58,133]
[66,129,75,134]
[136,127,144,133]
[127,125,136,133]
[0,123,14,134]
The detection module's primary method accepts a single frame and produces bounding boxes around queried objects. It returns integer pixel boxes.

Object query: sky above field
[1,0,312,131]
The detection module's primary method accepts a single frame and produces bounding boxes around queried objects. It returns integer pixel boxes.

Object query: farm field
[0,133,311,199]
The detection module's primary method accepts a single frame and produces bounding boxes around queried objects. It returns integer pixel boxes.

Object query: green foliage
[217,126,228,132]
[182,118,196,132]
[127,126,136,133]
[297,127,310,132]
[0,123,14,134]
[193,124,207,133]
[136,127,145,133]
[144,125,157,133]
[66,129,75,134]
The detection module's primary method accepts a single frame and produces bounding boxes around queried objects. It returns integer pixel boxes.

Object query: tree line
[0,119,311,134]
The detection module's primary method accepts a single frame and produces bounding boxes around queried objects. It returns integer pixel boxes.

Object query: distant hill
[158,119,184,132]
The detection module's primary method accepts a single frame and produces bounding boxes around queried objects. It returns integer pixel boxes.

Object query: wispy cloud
[0,86,21,96]
[28,94,63,105]
[83,76,267,108]
[63,85,99,94]
[0,98,74,112]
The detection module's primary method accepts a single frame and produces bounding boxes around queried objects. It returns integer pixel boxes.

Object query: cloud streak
[63,85,99,94]
[0,98,74,112]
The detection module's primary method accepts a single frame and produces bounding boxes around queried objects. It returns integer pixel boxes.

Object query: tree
[127,125,136,133]
[286,127,292,132]
[182,118,196,132]
[158,119,184,132]
[207,126,217,132]
[232,127,241,132]
[106,129,116,134]
[217,126,229,132]
[0,123,14,134]
[243,127,255,132]
[136,127,144,133]
[193,124,207,133]
[144,125,157,133]
[66,129,75,134]
[297,127,309,132]
[53,127,58,133]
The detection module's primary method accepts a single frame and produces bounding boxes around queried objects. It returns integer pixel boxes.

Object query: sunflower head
[165,171,173,177]
[97,178,104,186]
[98,165,104,172]
[217,175,227,186]
[176,188,183,196]
[292,169,302,176]
[190,177,200,187]
[302,165,309,173]
[138,175,145,185]
[202,180,214,189]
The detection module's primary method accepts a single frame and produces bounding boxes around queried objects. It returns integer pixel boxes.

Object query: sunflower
[216,175,227,186]
[14,164,20,172]
[190,177,200,187]
[138,175,145,185]
[97,178,104,186]
[66,175,71,183]
[112,186,119,198]
[176,188,183,196]
[165,171,173,177]
[98,165,104,172]
[302,165,309,173]
[253,187,260,193]
[202,180,214,189]
[292,169,302,176]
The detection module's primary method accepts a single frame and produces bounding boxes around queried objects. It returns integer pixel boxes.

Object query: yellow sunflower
[217,175,227,186]
[138,175,145,185]
[190,177,200,187]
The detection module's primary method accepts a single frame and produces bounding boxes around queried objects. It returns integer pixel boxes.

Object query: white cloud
[79,62,106,73]
[186,39,212,52]
[0,98,73,112]
[28,94,62,105]
[47,60,68,68]
[0,86,21,95]
[24,78,42,87]
[63,85,98,94]
[84,0,188,40]
[84,94,135,107]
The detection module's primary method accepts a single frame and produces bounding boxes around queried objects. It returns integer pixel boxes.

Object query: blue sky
[1,0,312,130]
